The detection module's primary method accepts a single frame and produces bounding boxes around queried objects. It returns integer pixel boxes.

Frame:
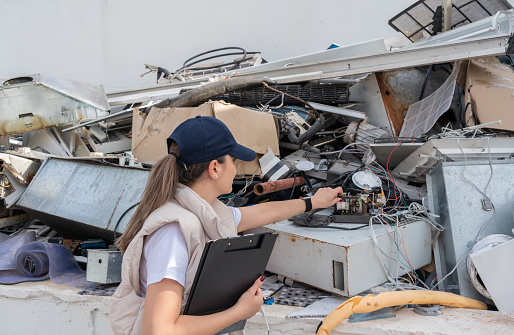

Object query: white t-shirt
[139,207,241,297]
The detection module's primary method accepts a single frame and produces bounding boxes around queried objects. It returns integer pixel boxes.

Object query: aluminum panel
[427,161,514,302]
[15,158,148,240]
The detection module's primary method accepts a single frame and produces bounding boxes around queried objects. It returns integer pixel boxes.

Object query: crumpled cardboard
[131,101,280,176]
[464,57,514,131]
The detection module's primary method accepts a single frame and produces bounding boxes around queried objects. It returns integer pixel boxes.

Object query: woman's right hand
[233,276,265,320]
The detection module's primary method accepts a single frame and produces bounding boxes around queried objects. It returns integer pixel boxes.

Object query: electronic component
[333,192,386,223]
[481,198,493,211]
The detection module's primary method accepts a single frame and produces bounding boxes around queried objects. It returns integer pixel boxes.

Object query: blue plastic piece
[264,298,275,305]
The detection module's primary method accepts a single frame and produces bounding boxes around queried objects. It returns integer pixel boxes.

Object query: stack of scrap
[0,4,513,313]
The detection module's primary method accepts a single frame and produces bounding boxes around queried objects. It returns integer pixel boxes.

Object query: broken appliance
[0,74,109,136]
[249,219,431,297]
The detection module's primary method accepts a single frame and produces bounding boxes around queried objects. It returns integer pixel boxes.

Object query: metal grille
[275,287,327,307]
[181,84,350,107]
[389,0,512,42]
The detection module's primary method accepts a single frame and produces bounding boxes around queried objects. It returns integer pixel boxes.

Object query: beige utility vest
[110,184,238,335]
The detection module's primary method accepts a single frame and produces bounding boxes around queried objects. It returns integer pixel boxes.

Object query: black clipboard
[183,232,278,317]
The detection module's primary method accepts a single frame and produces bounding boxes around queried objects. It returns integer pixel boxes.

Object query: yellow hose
[316,290,487,335]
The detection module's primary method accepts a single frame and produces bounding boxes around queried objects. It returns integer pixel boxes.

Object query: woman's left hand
[311,187,344,210]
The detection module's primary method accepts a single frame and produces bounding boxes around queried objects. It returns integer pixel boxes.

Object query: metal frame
[389,0,512,41]
[104,33,513,108]
[228,35,513,84]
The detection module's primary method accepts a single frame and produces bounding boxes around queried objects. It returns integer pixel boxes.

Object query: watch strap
[302,197,313,212]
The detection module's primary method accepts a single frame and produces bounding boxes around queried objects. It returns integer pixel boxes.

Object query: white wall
[4,0,513,93]
[0,0,421,93]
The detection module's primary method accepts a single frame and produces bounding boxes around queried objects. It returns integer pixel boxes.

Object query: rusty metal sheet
[0,213,32,229]
[0,74,109,136]
[0,153,41,186]
[1,161,28,185]
[375,68,449,136]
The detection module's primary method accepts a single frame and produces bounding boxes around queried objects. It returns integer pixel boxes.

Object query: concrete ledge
[249,304,514,335]
[0,281,112,335]
[0,281,512,335]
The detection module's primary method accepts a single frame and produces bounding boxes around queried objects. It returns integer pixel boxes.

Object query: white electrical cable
[457,137,496,242]
[403,202,444,232]
[318,142,370,156]
[235,167,260,196]
[457,137,494,199]
[369,214,427,288]
[432,203,497,291]
[362,161,443,290]
[369,206,443,290]
[260,306,270,335]
[432,249,471,290]
[428,121,502,140]
[369,215,397,284]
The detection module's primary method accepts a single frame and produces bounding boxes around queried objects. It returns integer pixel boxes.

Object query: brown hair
[115,142,226,252]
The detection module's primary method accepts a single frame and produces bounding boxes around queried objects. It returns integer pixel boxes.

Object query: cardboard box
[464,57,514,132]
[132,101,280,176]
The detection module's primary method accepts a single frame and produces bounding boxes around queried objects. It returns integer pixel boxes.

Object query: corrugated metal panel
[15,158,148,240]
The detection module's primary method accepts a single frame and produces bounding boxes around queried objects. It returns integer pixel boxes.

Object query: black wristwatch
[301,197,313,212]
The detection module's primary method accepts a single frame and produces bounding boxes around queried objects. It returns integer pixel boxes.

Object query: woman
[110,116,342,335]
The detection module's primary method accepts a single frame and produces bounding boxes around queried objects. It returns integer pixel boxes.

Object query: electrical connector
[377,191,387,207]
[481,198,493,211]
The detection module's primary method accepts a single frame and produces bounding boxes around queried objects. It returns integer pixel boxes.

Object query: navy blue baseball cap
[167,116,256,165]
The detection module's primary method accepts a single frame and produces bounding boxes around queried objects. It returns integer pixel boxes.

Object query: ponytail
[115,153,179,252]
[115,143,226,252]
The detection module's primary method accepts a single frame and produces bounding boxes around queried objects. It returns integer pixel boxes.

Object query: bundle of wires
[217,167,260,201]
[323,140,446,289]
[428,121,511,140]
[363,142,441,288]
[324,161,409,213]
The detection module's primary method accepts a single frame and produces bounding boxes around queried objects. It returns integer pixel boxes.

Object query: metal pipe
[155,76,274,109]
[287,114,325,145]
[279,141,321,154]
[254,177,306,195]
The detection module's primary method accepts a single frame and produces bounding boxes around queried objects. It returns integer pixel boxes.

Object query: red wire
[386,141,403,200]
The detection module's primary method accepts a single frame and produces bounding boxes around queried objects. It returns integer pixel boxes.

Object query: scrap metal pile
[1,4,514,314]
